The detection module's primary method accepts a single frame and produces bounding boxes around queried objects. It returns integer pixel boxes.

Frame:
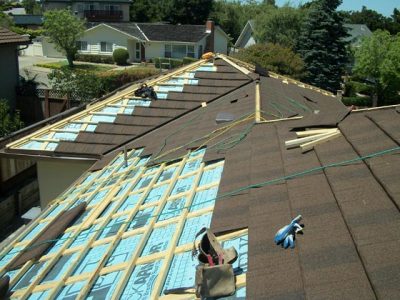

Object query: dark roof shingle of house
[0,56,399,299]
[0,27,30,45]
[87,22,209,42]
[12,15,44,26]
[137,23,208,42]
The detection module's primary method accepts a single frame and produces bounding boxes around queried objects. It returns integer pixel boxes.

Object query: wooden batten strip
[285,130,339,148]
[300,131,341,153]
[295,128,338,137]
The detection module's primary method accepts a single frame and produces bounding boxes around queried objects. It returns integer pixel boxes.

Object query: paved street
[18,56,62,88]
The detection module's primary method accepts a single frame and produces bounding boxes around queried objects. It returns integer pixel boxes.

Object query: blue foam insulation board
[162,251,197,295]
[178,212,213,246]
[27,290,51,300]
[171,175,196,195]
[72,243,109,275]
[41,253,78,284]
[223,235,248,275]
[120,260,163,300]
[88,271,122,299]
[190,186,218,212]
[117,192,143,213]
[141,224,176,256]
[13,261,47,290]
[199,165,224,186]
[105,235,143,267]
[127,206,155,231]
[158,197,187,222]
[56,280,87,299]
[99,216,127,239]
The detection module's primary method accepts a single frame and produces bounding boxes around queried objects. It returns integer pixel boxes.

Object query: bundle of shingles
[285,128,341,153]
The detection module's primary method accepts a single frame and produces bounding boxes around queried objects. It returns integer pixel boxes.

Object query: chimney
[205,20,215,53]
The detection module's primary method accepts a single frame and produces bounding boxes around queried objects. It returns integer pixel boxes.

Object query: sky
[275,0,399,17]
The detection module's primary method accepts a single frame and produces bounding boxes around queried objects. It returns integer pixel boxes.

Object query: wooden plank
[300,131,342,153]
[295,128,338,137]
[285,130,339,148]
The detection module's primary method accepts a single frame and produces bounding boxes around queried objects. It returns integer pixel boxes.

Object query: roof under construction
[0,55,399,299]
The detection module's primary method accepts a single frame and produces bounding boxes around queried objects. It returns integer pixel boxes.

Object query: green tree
[297,0,349,92]
[0,12,14,28]
[168,0,214,24]
[22,0,34,13]
[48,68,104,103]
[130,0,170,22]
[341,6,400,35]
[210,1,242,41]
[353,30,400,106]
[233,43,305,79]
[43,9,85,67]
[0,99,23,138]
[255,5,306,49]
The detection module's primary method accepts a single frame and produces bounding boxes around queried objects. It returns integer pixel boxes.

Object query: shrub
[232,43,305,79]
[154,57,183,69]
[113,48,129,65]
[342,96,372,107]
[183,57,198,65]
[344,81,374,97]
[97,67,159,92]
[75,54,114,64]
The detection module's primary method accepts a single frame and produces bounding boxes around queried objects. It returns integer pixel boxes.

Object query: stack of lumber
[285,128,341,153]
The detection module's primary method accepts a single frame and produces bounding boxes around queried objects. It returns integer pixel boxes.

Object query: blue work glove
[274,215,304,249]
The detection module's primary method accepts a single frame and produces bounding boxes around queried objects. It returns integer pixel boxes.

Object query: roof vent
[216,112,235,123]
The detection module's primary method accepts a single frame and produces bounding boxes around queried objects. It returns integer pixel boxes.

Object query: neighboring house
[0,27,30,110]
[42,0,132,22]
[39,20,230,61]
[3,8,26,15]
[234,19,256,49]
[343,24,372,47]
[12,15,44,29]
[235,20,372,50]
[1,55,399,299]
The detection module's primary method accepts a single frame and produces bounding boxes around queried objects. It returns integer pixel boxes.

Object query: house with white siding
[36,20,230,62]
[76,21,230,62]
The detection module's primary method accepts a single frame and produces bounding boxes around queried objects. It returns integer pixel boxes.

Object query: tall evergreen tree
[168,0,214,24]
[297,0,348,92]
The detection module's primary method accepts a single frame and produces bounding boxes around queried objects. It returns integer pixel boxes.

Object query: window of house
[165,44,196,59]
[172,45,186,58]
[135,43,140,60]
[164,44,171,58]
[100,42,113,53]
[187,45,195,58]
[76,41,88,51]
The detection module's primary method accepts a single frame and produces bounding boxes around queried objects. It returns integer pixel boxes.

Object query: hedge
[344,81,374,97]
[154,57,198,69]
[97,67,159,92]
[342,96,372,107]
[75,54,114,64]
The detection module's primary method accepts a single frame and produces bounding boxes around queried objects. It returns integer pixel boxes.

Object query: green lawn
[35,60,115,72]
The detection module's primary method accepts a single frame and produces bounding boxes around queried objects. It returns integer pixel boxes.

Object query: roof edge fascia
[234,20,253,47]
[85,23,144,41]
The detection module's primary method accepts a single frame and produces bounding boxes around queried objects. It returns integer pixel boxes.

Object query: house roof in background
[0,56,399,299]
[234,19,255,47]
[3,8,26,15]
[86,22,219,43]
[0,27,30,45]
[344,23,372,43]
[43,0,132,3]
[137,23,209,43]
[12,15,44,26]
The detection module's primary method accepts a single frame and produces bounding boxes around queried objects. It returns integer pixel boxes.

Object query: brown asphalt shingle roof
[2,56,399,298]
[92,75,398,298]
[0,27,30,45]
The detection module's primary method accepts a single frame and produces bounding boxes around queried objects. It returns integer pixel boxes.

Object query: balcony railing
[84,10,123,21]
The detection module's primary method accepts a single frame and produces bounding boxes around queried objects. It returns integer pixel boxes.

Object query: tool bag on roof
[134,83,157,100]
[192,227,237,299]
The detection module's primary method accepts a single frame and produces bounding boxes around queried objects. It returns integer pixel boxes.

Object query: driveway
[18,56,62,88]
